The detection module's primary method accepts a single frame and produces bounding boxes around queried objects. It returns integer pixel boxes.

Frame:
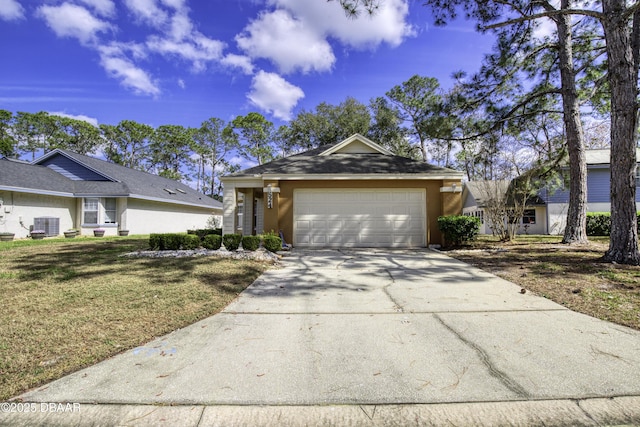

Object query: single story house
[462,180,547,235]
[0,149,222,238]
[463,148,640,235]
[221,134,464,247]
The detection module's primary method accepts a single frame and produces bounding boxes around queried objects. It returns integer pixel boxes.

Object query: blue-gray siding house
[543,149,640,234]
[462,149,640,235]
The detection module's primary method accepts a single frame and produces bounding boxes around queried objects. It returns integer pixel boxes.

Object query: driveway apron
[18,249,640,406]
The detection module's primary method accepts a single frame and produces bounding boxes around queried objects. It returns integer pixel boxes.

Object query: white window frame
[83,198,100,225]
[103,198,117,224]
[82,197,118,227]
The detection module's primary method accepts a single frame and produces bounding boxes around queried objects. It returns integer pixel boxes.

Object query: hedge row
[586,213,640,236]
[149,232,282,252]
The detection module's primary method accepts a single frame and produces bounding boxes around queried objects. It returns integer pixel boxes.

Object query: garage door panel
[294,189,425,248]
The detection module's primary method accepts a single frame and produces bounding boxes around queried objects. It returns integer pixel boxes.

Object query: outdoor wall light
[267,184,273,209]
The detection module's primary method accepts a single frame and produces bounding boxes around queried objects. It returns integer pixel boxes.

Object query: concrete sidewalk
[3,249,640,426]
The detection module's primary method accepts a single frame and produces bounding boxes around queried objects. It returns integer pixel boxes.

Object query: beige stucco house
[221,134,464,247]
[0,149,222,238]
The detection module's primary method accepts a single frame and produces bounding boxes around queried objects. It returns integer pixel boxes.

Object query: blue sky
[0,0,495,130]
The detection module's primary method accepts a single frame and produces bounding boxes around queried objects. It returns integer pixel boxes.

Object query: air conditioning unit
[33,217,60,237]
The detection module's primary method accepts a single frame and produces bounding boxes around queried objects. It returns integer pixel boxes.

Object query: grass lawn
[0,236,270,401]
[445,235,640,331]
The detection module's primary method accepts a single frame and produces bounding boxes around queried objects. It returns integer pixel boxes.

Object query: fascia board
[0,185,75,198]
[73,193,130,197]
[261,173,464,180]
[128,193,222,210]
[220,177,265,187]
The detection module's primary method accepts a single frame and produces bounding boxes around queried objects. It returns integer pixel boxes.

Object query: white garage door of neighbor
[293,188,426,247]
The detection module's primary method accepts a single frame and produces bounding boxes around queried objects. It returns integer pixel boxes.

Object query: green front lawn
[0,236,270,401]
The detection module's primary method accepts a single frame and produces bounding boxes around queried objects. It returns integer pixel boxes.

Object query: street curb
[2,396,639,426]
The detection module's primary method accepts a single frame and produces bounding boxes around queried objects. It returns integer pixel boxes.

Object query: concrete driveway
[5,249,640,426]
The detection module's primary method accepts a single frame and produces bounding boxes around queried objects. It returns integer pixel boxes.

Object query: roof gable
[35,151,115,182]
[319,134,393,156]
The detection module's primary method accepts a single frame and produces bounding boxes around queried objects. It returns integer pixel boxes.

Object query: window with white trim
[82,197,117,225]
[83,198,99,224]
[104,198,117,224]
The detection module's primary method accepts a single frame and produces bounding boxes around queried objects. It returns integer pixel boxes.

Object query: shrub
[222,234,242,251]
[149,233,185,250]
[437,215,481,247]
[182,234,201,250]
[262,235,282,253]
[149,234,162,250]
[242,235,261,251]
[163,234,185,250]
[202,234,222,250]
[586,213,611,236]
[188,228,223,241]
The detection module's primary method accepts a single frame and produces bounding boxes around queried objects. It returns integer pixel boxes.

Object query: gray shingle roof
[1,150,221,209]
[0,159,76,195]
[229,144,462,177]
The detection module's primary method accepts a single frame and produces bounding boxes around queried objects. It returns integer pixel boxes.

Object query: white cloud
[98,45,161,96]
[37,3,112,44]
[76,0,116,18]
[0,0,25,21]
[124,0,169,27]
[220,53,254,75]
[49,111,100,126]
[247,71,304,121]
[177,78,185,89]
[160,0,186,9]
[236,9,335,74]
[146,33,225,72]
[271,0,414,48]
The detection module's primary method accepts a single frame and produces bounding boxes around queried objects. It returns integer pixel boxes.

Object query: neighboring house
[463,149,640,235]
[462,180,547,235]
[221,134,464,248]
[542,148,640,234]
[0,149,221,238]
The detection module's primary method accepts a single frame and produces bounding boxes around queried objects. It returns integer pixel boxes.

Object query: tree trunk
[602,0,640,265]
[558,0,589,244]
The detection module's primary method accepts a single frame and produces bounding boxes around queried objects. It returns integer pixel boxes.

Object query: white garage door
[293,188,426,248]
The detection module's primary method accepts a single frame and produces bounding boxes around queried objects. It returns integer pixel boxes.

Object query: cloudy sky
[0,0,494,129]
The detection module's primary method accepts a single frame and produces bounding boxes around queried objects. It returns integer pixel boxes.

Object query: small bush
[149,233,186,250]
[164,234,185,250]
[202,234,222,250]
[149,234,162,250]
[188,228,223,241]
[182,234,201,250]
[223,233,242,251]
[242,235,261,251]
[263,235,282,253]
[437,215,481,247]
[586,213,611,236]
